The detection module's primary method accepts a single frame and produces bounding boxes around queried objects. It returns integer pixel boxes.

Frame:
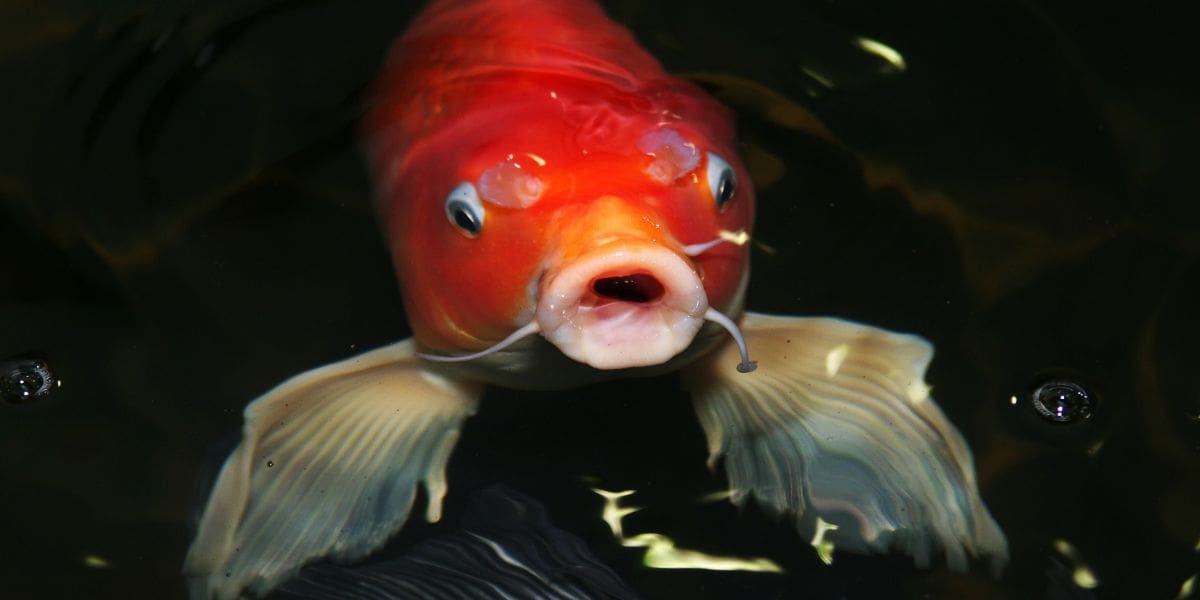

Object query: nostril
[592,273,665,303]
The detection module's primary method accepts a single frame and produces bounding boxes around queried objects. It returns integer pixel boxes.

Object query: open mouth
[535,243,708,369]
[590,273,666,304]
[417,234,756,374]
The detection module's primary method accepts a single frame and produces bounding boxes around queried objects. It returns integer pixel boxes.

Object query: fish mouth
[536,239,707,369]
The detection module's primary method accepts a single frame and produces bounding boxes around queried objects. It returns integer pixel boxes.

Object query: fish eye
[705,152,737,210]
[444,182,485,237]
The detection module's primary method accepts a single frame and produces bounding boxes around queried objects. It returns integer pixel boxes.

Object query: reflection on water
[1,1,1196,598]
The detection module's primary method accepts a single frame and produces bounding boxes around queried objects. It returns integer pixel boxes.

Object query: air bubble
[1030,379,1095,424]
[0,354,59,405]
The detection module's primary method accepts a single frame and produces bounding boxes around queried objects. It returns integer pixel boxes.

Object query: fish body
[185,1,1008,597]
[366,0,752,387]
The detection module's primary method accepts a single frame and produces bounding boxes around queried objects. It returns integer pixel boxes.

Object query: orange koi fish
[185,0,1007,596]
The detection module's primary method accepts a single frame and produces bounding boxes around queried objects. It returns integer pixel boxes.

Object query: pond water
[1,1,1197,598]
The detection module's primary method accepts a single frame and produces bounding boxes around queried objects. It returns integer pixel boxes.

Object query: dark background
[1,0,1197,597]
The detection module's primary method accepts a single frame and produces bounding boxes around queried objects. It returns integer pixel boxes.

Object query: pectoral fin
[684,312,1007,572]
[184,339,482,599]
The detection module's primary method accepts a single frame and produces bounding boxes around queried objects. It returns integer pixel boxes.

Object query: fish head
[374,80,753,371]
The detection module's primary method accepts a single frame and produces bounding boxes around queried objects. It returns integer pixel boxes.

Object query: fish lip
[535,240,707,369]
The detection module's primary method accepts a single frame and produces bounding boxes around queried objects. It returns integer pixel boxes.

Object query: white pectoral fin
[685,312,1008,573]
[184,339,483,599]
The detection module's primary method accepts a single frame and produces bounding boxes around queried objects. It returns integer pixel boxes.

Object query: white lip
[535,242,708,369]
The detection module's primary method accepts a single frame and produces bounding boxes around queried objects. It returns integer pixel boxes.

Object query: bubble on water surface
[1030,379,1095,424]
[0,354,60,405]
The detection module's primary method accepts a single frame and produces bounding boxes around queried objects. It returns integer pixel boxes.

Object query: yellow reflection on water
[853,37,907,71]
[810,517,839,565]
[593,488,783,573]
[1053,538,1099,589]
[81,554,112,569]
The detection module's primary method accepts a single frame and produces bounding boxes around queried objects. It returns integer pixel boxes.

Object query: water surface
[1,1,1197,597]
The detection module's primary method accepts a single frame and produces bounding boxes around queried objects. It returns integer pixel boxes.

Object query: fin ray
[185,340,482,598]
[686,312,1008,572]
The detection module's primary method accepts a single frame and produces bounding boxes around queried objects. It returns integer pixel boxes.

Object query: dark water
[2,1,1197,598]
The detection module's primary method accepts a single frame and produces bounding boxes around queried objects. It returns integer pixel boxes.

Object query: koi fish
[184,0,1008,596]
